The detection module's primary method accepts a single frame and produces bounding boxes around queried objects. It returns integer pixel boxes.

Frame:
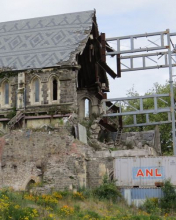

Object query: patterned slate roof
[0,10,94,71]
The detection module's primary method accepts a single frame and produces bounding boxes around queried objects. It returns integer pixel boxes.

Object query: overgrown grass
[0,188,147,220]
[1,180,176,219]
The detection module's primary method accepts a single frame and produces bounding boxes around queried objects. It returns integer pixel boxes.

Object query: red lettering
[146,169,153,177]
[155,169,162,177]
[137,169,144,177]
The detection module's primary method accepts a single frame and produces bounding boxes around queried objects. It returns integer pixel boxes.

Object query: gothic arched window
[53,79,57,100]
[34,78,40,102]
[85,98,90,117]
[49,76,60,104]
[4,82,9,105]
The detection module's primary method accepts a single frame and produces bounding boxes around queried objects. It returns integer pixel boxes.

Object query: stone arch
[26,179,35,191]
[30,76,41,105]
[0,77,9,86]
[21,175,41,191]
[29,74,41,84]
[77,94,94,119]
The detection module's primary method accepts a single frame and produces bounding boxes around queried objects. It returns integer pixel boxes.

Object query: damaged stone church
[0,10,160,191]
[0,10,117,131]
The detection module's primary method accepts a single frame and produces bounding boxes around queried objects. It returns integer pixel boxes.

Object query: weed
[141,198,161,215]
[73,192,85,200]
[6,107,16,119]
[0,186,176,219]
[77,186,93,199]
[85,210,101,219]
[74,204,81,213]
[93,175,121,202]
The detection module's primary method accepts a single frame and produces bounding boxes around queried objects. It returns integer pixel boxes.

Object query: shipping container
[120,188,163,207]
[114,156,176,187]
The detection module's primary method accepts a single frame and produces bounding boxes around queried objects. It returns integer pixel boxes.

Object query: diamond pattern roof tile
[0,10,94,70]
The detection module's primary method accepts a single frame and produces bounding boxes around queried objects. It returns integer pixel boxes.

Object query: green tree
[123,81,174,155]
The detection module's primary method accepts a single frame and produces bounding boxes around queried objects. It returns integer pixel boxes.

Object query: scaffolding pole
[167,29,176,154]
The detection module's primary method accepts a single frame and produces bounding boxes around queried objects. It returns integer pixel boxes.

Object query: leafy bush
[141,180,176,215]
[141,198,160,214]
[160,179,176,212]
[93,175,121,202]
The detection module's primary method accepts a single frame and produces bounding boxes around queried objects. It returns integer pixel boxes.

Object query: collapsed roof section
[0,10,94,70]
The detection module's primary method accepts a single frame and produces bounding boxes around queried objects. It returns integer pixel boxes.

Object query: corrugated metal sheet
[120,188,163,207]
[114,156,176,187]
[0,10,94,70]
[132,188,163,199]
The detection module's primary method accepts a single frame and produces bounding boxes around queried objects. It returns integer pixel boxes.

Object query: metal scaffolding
[102,93,172,127]
[103,29,176,154]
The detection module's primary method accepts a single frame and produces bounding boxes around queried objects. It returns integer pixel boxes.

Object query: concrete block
[78,123,87,144]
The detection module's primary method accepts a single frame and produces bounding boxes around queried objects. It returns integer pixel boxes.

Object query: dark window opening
[26,179,35,191]
[4,82,9,104]
[35,79,39,102]
[53,79,57,100]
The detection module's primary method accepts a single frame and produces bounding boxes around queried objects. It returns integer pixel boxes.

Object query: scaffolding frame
[103,29,176,154]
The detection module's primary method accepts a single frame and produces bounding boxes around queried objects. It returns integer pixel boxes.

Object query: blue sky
[1,0,176,98]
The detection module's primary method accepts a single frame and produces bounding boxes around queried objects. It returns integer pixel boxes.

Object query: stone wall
[0,127,159,191]
[86,157,113,188]
[0,68,79,131]
[121,131,154,147]
[25,68,77,109]
[0,68,78,112]
[0,129,89,191]
[87,119,161,154]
